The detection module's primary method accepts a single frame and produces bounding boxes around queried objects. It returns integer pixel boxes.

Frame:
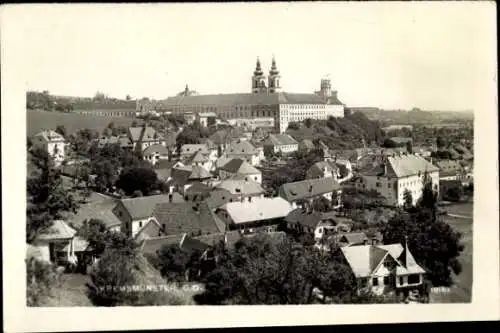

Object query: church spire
[254,57,263,76]
[269,55,279,75]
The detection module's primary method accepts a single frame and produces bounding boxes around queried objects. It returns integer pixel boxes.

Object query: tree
[436,136,446,149]
[304,118,313,128]
[195,235,356,305]
[116,167,158,196]
[403,188,413,210]
[444,185,463,202]
[26,257,61,306]
[382,180,464,286]
[406,140,413,154]
[126,94,132,101]
[382,138,398,148]
[26,148,80,242]
[154,245,193,282]
[131,120,138,127]
[287,122,300,131]
[312,196,330,212]
[55,125,67,138]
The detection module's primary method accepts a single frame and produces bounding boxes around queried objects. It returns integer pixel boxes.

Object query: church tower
[268,56,282,93]
[252,57,267,94]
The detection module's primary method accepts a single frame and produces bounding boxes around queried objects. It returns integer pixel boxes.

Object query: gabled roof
[153,201,225,236]
[116,194,185,221]
[184,150,209,164]
[67,197,122,229]
[134,219,164,242]
[215,157,233,170]
[205,189,238,210]
[36,220,77,241]
[388,137,413,145]
[285,208,337,229]
[341,243,426,278]
[143,144,169,156]
[170,165,212,186]
[338,232,370,246]
[264,134,298,146]
[185,181,212,195]
[278,177,341,202]
[139,234,185,254]
[220,197,293,224]
[215,179,265,196]
[363,154,439,178]
[180,144,210,156]
[220,158,260,175]
[307,161,339,178]
[224,140,259,156]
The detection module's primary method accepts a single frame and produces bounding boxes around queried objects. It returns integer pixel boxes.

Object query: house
[197,112,217,127]
[341,241,426,297]
[180,144,218,163]
[214,178,265,201]
[334,231,383,247]
[306,160,341,180]
[216,197,293,233]
[358,154,440,207]
[66,195,122,233]
[183,181,213,202]
[298,139,315,153]
[284,209,338,242]
[31,130,66,165]
[95,135,134,150]
[263,134,298,155]
[113,194,185,238]
[128,126,166,151]
[142,144,170,166]
[222,140,264,166]
[219,158,262,184]
[182,149,213,172]
[167,165,213,195]
[205,189,239,210]
[412,146,432,158]
[30,220,78,266]
[209,128,247,154]
[278,177,342,209]
[153,201,226,237]
[435,159,462,181]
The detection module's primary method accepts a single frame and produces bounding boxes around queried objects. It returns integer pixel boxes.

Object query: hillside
[286,112,384,149]
[351,107,474,126]
[27,109,140,136]
[27,91,136,111]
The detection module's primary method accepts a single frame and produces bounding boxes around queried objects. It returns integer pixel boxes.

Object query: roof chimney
[168,193,173,203]
[309,185,313,192]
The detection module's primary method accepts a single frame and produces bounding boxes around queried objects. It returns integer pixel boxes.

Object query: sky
[3,2,497,111]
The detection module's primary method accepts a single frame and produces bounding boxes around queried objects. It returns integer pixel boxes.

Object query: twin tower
[251,57,281,94]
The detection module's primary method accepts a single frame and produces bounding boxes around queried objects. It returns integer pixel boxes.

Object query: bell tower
[252,57,267,94]
[268,56,282,93]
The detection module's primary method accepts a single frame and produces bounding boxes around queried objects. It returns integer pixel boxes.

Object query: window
[360,278,368,287]
[399,276,404,285]
[139,221,143,228]
[372,277,379,286]
[408,274,420,284]
[383,276,390,285]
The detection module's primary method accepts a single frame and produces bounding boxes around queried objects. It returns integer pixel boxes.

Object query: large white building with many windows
[136,57,345,133]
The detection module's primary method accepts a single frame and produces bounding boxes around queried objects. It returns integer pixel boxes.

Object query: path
[447,213,473,219]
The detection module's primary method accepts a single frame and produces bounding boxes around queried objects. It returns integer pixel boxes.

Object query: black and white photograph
[2,2,498,331]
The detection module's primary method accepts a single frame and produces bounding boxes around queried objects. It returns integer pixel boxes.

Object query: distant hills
[348,107,473,126]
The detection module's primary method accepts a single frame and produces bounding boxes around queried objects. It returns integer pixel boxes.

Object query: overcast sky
[4,2,496,110]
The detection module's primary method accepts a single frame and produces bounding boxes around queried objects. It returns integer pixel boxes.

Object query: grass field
[431,202,473,303]
[27,109,141,136]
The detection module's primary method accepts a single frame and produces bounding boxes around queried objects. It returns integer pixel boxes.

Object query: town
[26,58,474,306]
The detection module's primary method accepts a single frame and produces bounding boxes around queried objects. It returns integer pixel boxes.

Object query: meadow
[27,109,141,136]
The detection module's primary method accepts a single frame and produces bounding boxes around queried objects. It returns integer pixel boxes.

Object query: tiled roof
[285,208,336,229]
[278,177,341,202]
[36,220,77,240]
[210,129,246,145]
[116,194,185,221]
[153,201,225,236]
[180,144,210,156]
[35,130,65,142]
[155,92,332,108]
[307,161,339,178]
[185,181,212,195]
[134,219,164,242]
[189,165,212,180]
[143,144,169,155]
[341,243,426,278]
[184,150,209,164]
[199,138,216,149]
[154,160,177,170]
[224,140,259,156]
[205,189,238,210]
[67,197,121,229]
[170,165,212,186]
[220,197,293,224]
[140,234,185,254]
[215,179,264,196]
[265,134,298,146]
[363,154,439,178]
[215,157,232,170]
[220,158,260,175]
[155,168,172,181]
[337,232,369,246]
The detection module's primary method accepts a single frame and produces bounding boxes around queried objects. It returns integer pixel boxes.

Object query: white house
[278,177,342,209]
[359,154,440,207]
[222,140,264,167]
[215,178,265,202]
[142,144,170,166]
[128,126,166,151]
[263,134,298,155]
[29,220,78,266]
[341,241,426,296]
[32,130,66,165]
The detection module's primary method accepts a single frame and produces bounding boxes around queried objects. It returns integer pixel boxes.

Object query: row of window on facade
[359,274,421,287]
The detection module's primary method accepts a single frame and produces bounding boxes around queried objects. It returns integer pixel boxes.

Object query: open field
[431,202,473,303]
[27,109,140,136]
